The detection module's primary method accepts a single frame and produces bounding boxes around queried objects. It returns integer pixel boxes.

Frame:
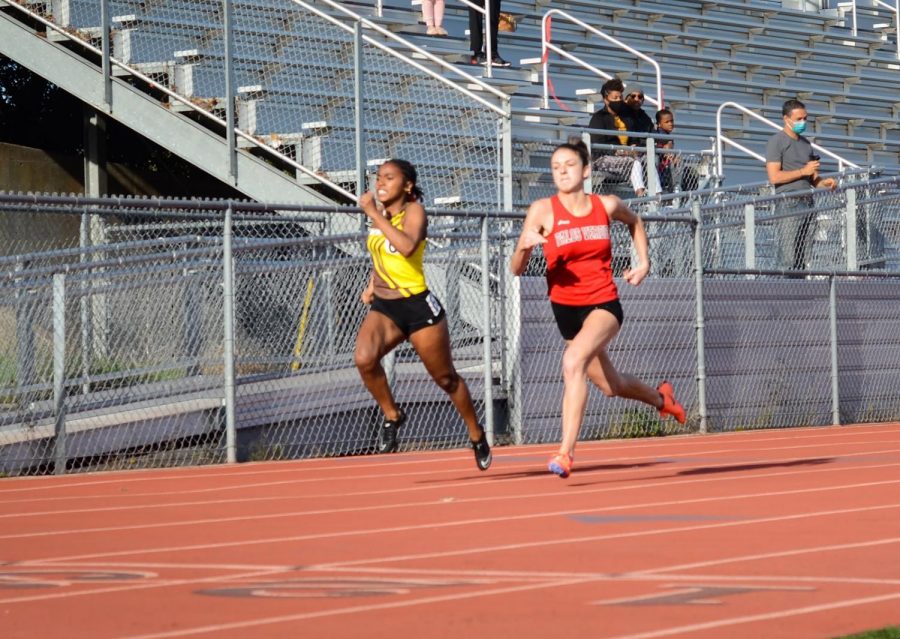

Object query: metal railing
[3,0,512,209]
[297,0,511,206]
[839,0,900,59]
[0,194,516,474]
[715,101,862,178]
[2,0,354,200]
[840,0,859,35]
[511,121,875,210]
[317,0,506,105]
[460,0,494,77]
[374,0,495,76]
[875,0,900,59]
[540,9,664,111]
[375,0,500,76]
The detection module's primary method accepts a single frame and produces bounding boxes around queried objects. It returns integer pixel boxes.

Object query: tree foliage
[1,55,239,196]
[0,55,82,153]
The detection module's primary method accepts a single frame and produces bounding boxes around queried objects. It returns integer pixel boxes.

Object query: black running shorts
[550,299,624,340]
[371,290,446,337]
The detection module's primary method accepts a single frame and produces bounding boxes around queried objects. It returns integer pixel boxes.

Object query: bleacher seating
[2,0,898,205]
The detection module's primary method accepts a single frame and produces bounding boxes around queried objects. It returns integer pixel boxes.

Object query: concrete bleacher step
[515,15,885,80]
[522,52,898,131]
[516,1,883,57]
[9,0,895,210]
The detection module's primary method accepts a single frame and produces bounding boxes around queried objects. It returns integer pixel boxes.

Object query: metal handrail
[2,0,355,200]
[458,0,494,78]
[314,0,507,101]
[874,0,900,60]
[540,9,664,110]
[298,0,512,210]
[841,0,859,35]
[3,0,510,206]
[374,0,494,76]
[715,101,861,177]
[840,0,899,59]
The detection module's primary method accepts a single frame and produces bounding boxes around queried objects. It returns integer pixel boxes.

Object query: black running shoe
[472,433,492,471]
[470,52,487,65]
[490,55,511,67]
[377,409,406,454]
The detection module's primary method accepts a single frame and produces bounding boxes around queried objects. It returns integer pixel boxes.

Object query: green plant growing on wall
[248,441,286,462]
[611,408,667,438]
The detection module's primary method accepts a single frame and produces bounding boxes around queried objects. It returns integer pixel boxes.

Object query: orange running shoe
[548,453,573,478]
[657,381,686,424]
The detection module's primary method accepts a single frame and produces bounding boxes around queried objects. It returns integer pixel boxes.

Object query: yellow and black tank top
[366,209,427,299]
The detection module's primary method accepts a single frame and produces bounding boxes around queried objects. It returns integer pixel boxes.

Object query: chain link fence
[701,272,900,431]
[1,183,899,475]
[0,197,508,474]
[0,200,253,474]
[692,177,900,272]
[513,133,713,211]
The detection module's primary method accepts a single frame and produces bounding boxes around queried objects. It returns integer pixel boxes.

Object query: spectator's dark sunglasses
[627,94,644,100]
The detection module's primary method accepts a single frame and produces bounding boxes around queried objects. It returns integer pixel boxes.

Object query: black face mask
[608,100,627,115]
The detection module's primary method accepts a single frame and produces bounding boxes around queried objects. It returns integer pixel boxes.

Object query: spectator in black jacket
[588,78,631,158]
[587,78,645,196]
[623,83,655,141]
[623,83,656,196]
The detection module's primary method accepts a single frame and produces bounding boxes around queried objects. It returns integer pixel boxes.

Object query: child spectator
[654,108,677,192]
[420,0,447,36]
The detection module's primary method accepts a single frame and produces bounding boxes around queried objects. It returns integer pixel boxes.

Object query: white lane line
[1,423,896,497]
[19,561,900,590]
[631,536,900,576]
[116,577,594,639]
[6,457,900,543]
[6,503,900,613]
[607,590,900,639]
[311,501,900,571]
[324,564,900,588]
[21,479,900,566]
[11,560,294,571]
[62,522,900,637]
[4,437,898,510]
[4,444,900,523]
[0,567,289,605]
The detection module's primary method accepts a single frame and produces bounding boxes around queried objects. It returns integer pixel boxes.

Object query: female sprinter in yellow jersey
[355,159,491,471]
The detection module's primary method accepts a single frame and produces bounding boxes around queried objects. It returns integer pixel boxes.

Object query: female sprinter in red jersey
[355,159,491,471]
[509,138,685,478]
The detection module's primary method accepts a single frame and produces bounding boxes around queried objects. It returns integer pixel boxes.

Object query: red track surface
[3,423,900,638]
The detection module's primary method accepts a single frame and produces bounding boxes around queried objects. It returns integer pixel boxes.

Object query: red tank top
[543,194,618,305]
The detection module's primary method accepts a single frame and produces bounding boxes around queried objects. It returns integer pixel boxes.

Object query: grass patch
[0,358,14,387]
[838,627,900,639]
[611,408,668,438]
